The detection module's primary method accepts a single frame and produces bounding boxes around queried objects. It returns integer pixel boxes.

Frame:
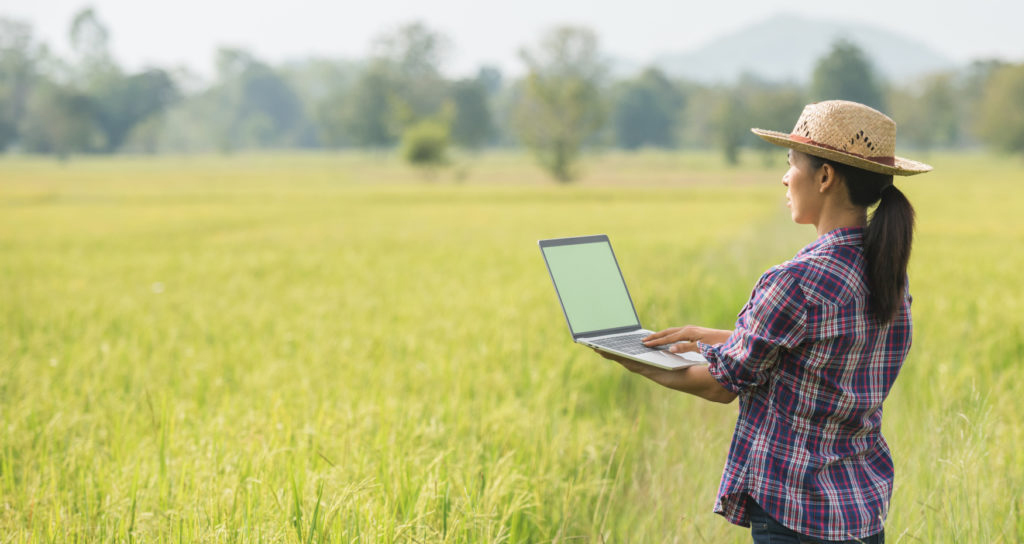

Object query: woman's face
[783,150,825,225]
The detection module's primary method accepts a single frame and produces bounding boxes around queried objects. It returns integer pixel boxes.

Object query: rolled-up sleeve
[699,267,807,394]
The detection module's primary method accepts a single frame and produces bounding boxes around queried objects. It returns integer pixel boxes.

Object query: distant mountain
[651,13,955,84]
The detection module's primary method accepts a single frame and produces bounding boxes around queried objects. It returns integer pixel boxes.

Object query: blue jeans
[747,498,884,544]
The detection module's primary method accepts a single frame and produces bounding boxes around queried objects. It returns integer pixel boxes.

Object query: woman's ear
[819,163,837,193]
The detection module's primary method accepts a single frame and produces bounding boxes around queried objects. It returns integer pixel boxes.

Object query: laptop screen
[540,235,641,337]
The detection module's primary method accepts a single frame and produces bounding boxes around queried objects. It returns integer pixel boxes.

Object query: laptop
[539,234,707,370]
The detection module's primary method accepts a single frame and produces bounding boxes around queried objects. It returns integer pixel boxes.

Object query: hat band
[789,134,896,167]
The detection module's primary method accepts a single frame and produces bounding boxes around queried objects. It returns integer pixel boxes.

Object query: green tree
[490,74,525,147]
[285,59,360,148]
[0,17,41,150]
[514,26,607,182]
[811,40,886,111]
[449,76,494,149]
[315,87,355,148]
[338,61,402,148]
[62,8,180,152]
[69,8,109,61]
[371,22,450,123]
[93,68,178,151]
[152,83,226,153]
[677,84,718,150]
[890,73,959,151]
[208,48,309,151]
[612,67,683,150]
[961,59,1007,145]
[976,63,1024,154]
[737,74,806,162]
[476,66,503,95]
[68,7,119,90]
[329,22,452,149]
[712,89,746,165]
[239,66,305,143]
[20,82,103,158]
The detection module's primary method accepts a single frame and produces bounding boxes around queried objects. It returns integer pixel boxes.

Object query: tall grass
[1,151,1021,542]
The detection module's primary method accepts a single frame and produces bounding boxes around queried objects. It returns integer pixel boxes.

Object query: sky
[2,0,1023,79]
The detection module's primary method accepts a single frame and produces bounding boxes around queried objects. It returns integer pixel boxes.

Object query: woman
[595,100,932,543]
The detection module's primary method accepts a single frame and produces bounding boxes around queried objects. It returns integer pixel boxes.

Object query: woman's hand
[642,326,733,353]
[591,348,655,376]
[590,347,737,404]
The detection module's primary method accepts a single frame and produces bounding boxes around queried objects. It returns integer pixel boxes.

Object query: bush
[401,119,450,175]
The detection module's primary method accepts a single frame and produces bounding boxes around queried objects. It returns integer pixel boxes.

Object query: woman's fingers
[643,327,686,345]
[642,328,677,343]
[644,326,699,346]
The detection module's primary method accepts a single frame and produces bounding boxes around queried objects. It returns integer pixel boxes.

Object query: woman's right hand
[642,326,733,352]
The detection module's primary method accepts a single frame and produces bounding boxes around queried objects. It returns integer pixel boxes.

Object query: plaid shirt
[698,227,912,540]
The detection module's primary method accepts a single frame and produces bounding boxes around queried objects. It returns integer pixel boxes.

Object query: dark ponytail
[805,153,916,324]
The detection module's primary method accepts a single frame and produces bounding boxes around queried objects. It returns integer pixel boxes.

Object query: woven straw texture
[752,100,932,176]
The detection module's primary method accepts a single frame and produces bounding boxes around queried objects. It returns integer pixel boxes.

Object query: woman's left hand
[590,348,736,404]
[591,348,658,376]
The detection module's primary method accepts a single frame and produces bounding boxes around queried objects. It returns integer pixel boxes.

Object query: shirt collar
[796,226,864,257]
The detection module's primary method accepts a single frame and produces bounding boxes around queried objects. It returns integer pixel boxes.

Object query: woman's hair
[803,152,916,324]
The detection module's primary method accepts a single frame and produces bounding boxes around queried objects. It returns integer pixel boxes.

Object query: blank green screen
[544,241,638,334]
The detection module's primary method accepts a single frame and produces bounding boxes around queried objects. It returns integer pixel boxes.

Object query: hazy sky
[3,0,1022,78]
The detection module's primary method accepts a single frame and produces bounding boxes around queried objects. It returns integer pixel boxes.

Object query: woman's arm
[594,349,737,403]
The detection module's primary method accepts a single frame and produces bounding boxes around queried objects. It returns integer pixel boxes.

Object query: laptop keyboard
[589,333,670,355]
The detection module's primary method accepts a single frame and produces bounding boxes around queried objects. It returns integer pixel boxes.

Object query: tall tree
[737,74,806,161]
[325,22,451,149]
[20,82,102,158]
[677,84,717,150]
[811,40,886,111]
[476,66,503,95]
[64,8,180,152]
[960,59,1007,145]
[0,18,41,150]
[976,63,1024,154]
[370,22,450,123]
[337,61,402,148]
[449,75,495,150]
[490,78,523,147]
[712,89,746,165]
[284,58,359,148]
[69,8,109,61]
[68,7,119,89]
[890,73,960,151]
[209,48,309,150]
[93,68,178,151]
[514,26,607,182]
[612,67,683,150]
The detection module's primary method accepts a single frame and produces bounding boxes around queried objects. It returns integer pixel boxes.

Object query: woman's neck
[815,205,867,236]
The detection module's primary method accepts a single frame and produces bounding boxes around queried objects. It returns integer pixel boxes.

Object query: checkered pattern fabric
[698,227,911,540]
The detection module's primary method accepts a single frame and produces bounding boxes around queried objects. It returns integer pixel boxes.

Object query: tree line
[2,9,1024,181]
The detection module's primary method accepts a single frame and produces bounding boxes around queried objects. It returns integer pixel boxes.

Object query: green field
[2,151,1022,542]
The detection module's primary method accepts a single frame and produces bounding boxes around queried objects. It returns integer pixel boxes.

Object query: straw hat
[751,100,932,176]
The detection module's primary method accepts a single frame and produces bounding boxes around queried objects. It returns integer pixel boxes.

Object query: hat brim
[751,128,933,176]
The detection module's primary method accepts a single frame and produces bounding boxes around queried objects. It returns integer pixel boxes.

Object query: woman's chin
[790,212,813,226]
